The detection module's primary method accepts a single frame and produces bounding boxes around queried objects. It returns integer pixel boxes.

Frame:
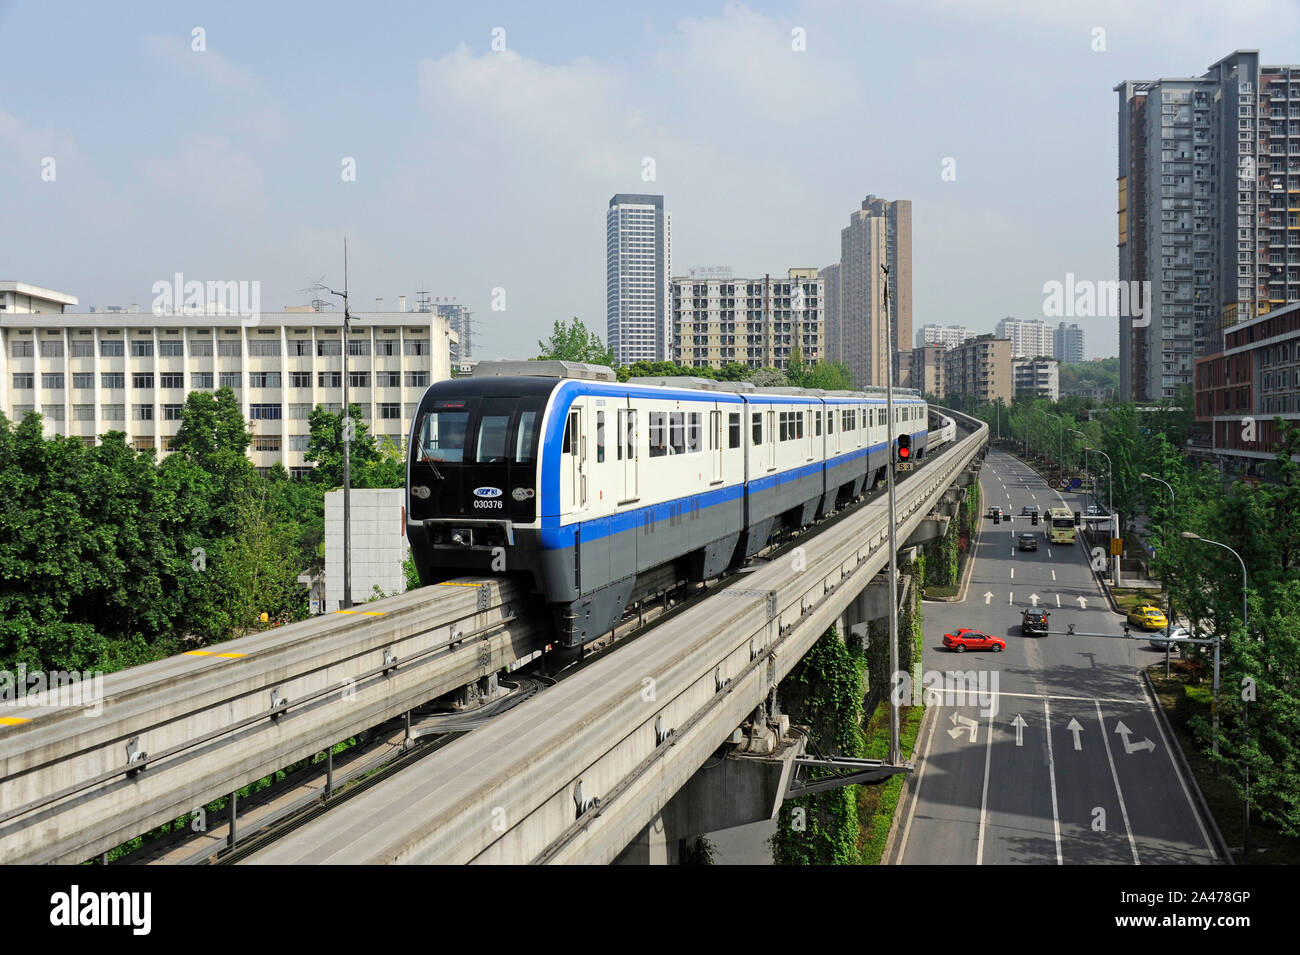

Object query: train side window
[616,409,622,460]
[596,411,605,463]
[815,409,822,437]
[729,412,741,448]
[649,411,666,457]
[778,412,788,442]
[752,412,762,445]
[827,409,834,434]
[669,412,685,454]
[796,412,804,439]
[687,412,701,453]
[627,410,637,458]
[561,414,571,454]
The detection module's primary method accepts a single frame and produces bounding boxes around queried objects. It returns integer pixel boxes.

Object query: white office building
[996,316,1055,359]
[607,194,672,366]
[915,323,977,349]
[1013,356,1061,400]
[0,282,456,477]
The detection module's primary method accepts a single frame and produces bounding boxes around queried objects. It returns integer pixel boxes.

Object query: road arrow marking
[949,712,979,743]
[1114,720,1156,754]
[1076,596,1088,609]
[1066,717,1084,751]
[984,591,993,605]
[1011,714,1027,747]
[1029,593,1040,606]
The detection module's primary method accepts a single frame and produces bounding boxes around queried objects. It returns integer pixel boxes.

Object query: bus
[1048,506,1076,545]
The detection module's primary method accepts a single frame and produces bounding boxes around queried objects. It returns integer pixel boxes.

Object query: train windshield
[414,396,543,466]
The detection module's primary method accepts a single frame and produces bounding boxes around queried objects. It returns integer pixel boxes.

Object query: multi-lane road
[894,448,1218,865]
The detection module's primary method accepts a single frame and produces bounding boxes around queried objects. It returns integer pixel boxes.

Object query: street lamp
[1140,472,1175,677]
[1069,429,1087,493]
[1085,446,1117,584]
[1044,411,1062,480]
[327,238,354,610]
[1180,530,1249,856]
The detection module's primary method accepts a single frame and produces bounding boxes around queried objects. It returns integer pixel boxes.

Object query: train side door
[710,408,722,483]
[618,405,638,501]
[564,406,585,510]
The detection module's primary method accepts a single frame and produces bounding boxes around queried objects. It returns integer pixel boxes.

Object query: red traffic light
[899,446,910,459]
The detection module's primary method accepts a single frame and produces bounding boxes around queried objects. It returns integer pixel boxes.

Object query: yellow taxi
[1127,605,1168,631]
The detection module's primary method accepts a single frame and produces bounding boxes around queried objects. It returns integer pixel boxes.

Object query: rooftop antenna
[300,276,333,311]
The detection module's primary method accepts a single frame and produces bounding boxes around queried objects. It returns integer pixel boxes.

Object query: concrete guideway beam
[0,578,535,864]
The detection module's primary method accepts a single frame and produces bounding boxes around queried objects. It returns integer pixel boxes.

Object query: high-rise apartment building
[820,262,841,364]
[0,282,455,477]
[831,195,912,388]
[910,343,947,398]
[1054,322,1084,363]
[433,300,473,362]
[944,335,1012,405]
[672,269,824,371]
[995,317,1055,359]
[607,194,671,367]
[1118,51,1300,402]
[915,323,976,349]
[1013,357,1061,400]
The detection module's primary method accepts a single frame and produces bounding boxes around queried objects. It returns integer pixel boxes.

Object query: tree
[304,404,380,488]
[786,344,808,387]
[803,362,852,391]
[536,317,616,368]
[751,367,788,388]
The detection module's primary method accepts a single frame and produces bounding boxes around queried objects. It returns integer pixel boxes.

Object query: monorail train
[406,361,931,647]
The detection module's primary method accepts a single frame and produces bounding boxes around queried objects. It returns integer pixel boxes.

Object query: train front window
[515,411,538,463]
[417,405,470,462]
[475,413,512,462]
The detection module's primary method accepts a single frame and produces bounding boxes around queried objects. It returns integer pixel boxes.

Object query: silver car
[1149,626,1195,651]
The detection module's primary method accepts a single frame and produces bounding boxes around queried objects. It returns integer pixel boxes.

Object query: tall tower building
[1054,322,1084,363]
[1117,51,1300,402]
[606,194,671,367]
[819,263,841,364]
[834,195,912,388]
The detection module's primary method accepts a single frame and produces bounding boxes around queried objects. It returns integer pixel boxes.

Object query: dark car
[1021,504,1039,517]
[1022,609,1050,636]
[1017,533,1037,551]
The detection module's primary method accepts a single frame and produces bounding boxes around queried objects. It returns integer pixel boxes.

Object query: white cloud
[140,136,267,213]
[143,34,263,94]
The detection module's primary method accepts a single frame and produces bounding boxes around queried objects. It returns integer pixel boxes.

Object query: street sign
[310,598,320,615]
[897,462,913,471]
[1110,538,1122,556]
[1070,478,1081,489]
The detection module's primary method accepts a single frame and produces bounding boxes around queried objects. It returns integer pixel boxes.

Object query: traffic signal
[993,511,1000,525]
[1031,511,1039,526]
[897,433,911,463]
[1074,511,1081,526]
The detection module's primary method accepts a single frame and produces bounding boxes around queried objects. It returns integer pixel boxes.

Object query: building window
[72,373,94,389]
[159,373,184,388]
[130,340,153,357]
[101,404,125,420]
[405,372,428,387]
[218,372,241,389]
[290,371,311,388]
[12,373,33,389]
[159,341,184,357]
[317,340,341,356]
[42,373,64,389]
[378,402,400,419]
[132,437,155,451]
[248,341,281,357]
[377,371,401,387]
[10,341,33,358]
[73,404,94,421]
[288,339,311,356]
[217,340,241,356]
[376,339,399,356]
[347,339,371,356]
[348,371,370,388]
[252,435,281,451]
[289,403,311,419]
[290,466,313,479]
[249,371,282,388]
[404,339,428,356]
[189,341,213,357]
[192,372,213,389]
[289,434,310,451]
[134,404,153,420]
[102,372,125,389]
[162,404,184,420]
[39,340,65,358]
[133,372,155,389]
[249,403,282,420]
[70,340,94,357]
[318,371,342,388]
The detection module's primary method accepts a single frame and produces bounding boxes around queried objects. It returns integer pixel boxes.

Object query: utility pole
[882,264,900,768]
[328,239,354,610]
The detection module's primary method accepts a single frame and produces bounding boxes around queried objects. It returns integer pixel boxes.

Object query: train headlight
[451,528,470,546]
[411,485,431,500]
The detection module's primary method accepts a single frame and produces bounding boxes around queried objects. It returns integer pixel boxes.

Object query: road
[895,448,1218,865]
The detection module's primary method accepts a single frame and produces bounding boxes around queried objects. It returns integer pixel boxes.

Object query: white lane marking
[976,707,995,865]
[1096,700,1140,864]
[1010,568,1014,579]
[1139,677,1218,860]
[1009,591,1013,605]
[1048,548,1053,558]
[1044,699,1063,865]
[930,690,1145,705]
[1032,493,1037,501]
[1056,593,1061,608]
[898,702,941,862]
[1051,569,1057,581]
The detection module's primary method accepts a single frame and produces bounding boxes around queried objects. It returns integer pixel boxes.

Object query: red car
[943,628,1006,653]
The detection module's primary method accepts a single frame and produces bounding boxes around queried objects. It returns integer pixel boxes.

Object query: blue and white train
[406,361,932,646]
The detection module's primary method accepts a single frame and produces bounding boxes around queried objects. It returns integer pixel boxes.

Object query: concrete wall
[324,488,408,611]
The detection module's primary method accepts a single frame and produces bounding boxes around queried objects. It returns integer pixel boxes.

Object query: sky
[4,0,1299,361]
